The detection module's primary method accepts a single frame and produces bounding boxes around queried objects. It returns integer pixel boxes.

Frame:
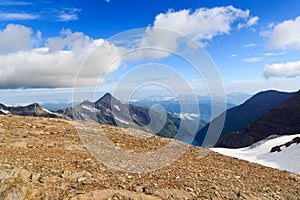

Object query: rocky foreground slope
[0,115,299,199]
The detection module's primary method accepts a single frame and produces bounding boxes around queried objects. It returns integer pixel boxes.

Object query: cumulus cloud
[139,6,257,58]
[46,29,92,55]
[0,6,259,89]
[263,61,300,78]
[0,24,35,54]
[0,24,123,89]
[268,16,300,50]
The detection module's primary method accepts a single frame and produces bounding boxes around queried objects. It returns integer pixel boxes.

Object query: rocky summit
[0,115,299,199]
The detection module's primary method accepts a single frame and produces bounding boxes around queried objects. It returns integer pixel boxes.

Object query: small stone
[46,143,55,147]
[135,186,143,192]
[61,170,72,178]
[39,175,49,183]
[19,170,32,182]
[77,177,87,183]
[31,173,41,183]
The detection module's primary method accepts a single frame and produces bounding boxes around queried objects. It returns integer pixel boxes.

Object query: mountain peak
[95,93,121,109]
[27,103,42,108]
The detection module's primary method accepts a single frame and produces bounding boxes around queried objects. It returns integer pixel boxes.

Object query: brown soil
[0,115,299,199]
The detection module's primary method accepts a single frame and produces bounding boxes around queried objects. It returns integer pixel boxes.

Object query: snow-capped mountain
[211,134,300,174]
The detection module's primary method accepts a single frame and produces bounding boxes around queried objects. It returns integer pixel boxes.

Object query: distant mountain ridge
[0,103,62,118]
[60,93,200,139]
[0,93,205,142]
[131,96,236,122]
[216,90,300,148]
[194,90,295,146]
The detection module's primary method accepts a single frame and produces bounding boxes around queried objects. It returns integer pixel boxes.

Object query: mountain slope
[212,134,300,174]
[216,90,300,148]
[62,93,184,138]
[0,115,299,199]
[194,90,295,146]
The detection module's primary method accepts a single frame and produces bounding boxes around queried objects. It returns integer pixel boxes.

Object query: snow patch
[42,108,52,114]
[81,105,98,113]
[114,105,121,111]
[178,113,199,120]
[211,134,300,174]
[0,108,10,114]
[114,116,129,125]
[105,108,111,115]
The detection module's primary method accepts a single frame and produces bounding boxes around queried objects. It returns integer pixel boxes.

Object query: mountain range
[57,93,205,140]
[194,90,295,146]
[216,90,300,148]
[0,103,62,118]
[1,90,300,150]
[131,96,236,122]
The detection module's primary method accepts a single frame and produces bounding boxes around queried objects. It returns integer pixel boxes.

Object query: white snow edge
[211,134,300,175]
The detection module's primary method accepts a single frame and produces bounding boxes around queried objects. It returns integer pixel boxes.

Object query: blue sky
[0,0,300,105]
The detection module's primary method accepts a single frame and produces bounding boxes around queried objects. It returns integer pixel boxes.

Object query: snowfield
[211,134,300,174]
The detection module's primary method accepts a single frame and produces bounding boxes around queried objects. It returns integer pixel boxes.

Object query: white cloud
[0,13,38,20]
[242,52,284,63]
[262,52,285,56]
[263,61,300,78]
[140,6,255,55]
[0,24,35,54]
[238,16,259,30]
[247,16,259,26]
[46,29,91,55]
[56,8,80,22]
[0,1,32,6]
[58,14,78,21]
[0,25,123,89]
[268,16,300,50]
[244,43,256,47]
[242,56,265,63]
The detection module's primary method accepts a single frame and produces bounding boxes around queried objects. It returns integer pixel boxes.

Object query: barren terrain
[0,115,299,199]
